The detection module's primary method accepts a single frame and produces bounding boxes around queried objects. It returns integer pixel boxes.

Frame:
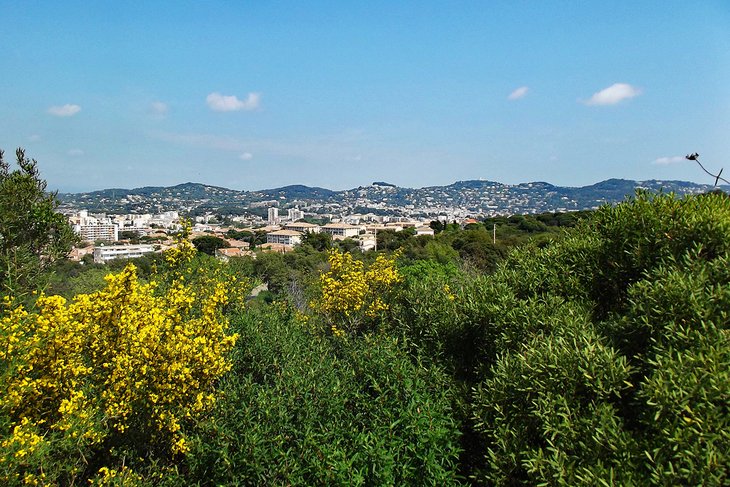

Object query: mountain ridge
[58,179,729,217]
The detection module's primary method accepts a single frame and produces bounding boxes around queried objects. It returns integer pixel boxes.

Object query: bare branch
[685,153,729,186]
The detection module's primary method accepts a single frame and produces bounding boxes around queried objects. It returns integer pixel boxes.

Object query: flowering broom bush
[310,250,402,336]
[0,225,243,485]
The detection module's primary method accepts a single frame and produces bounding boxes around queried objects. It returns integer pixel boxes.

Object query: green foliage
[619,252,730,484]
[389,191,730,485]
[191,235,230,255]
[185,304,463,485]
[472,320,638,485]
[376,228,415,252]
[588,190,730,314]
[301,230,333,251]
[449,228,506,272]
[0,148,78,300]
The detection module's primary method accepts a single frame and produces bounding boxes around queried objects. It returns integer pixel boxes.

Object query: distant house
[226,239,251,249]
[75,223,119,242]
[321,222,360,239]
[415,226,435,236]
[266,229,303,247]
[68,246,94,262]
[358,233,377,252]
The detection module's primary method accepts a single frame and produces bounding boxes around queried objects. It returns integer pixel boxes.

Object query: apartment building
[93,244,155,264]
[321,222,360,238]
[266,229,303,246]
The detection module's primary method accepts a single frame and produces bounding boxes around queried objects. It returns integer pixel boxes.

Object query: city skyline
[1,1,729,192]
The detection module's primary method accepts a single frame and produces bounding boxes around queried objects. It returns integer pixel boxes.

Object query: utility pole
[493,223,496,244]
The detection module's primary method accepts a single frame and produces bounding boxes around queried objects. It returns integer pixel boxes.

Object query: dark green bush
[185,304,463,486]
[388,192,730,485]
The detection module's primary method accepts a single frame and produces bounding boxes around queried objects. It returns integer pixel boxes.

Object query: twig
[685,153,729,186]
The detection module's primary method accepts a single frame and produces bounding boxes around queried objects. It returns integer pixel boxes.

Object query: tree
[0,148,78,300]
[191,235,230,255]
[301,231,333,252]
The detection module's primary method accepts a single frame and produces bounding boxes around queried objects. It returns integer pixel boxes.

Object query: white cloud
[206,92,260,112]
[239,152,253,160]
[48,104,81,117]
[150,101,169,115]
[508,86,529,100]
[652,155,685,165]
[68,149,84,156]
[584,83,641,106]
[28,134,41,142]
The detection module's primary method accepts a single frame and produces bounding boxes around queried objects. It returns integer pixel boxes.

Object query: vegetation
[0,149,78,301]
[1,149,728,485]
[191,235,230,255]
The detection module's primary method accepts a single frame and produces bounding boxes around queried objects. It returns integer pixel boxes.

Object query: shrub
[310,250,402,336]
[185,304,463,486]
[471,320,638,485]
[0,232,243,485]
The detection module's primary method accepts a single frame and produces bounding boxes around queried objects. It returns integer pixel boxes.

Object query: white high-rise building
[268,207,279,225]
[287,207,304,221]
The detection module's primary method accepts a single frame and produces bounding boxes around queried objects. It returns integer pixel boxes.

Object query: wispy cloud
[28,134,41,142]
[508,86,529,100]
[239,152,253,160]
[150,101,169,116]
[583,83,641,106]
[48,104,81,117]
[152,129,366,163]
[652,155,685,165]
[68,149,84,156]
[206,92,260,112]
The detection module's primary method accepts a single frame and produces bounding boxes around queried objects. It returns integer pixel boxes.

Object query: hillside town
[61,178,725,264]
[63,203,438,264]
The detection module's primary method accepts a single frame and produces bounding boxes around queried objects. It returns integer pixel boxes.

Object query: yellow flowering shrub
[0,225,242,485]
[310,250,402,335]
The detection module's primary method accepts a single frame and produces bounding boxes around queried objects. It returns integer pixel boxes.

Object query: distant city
[60,178,727,263]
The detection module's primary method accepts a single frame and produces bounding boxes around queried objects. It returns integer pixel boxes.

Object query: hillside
[58,179,728,216]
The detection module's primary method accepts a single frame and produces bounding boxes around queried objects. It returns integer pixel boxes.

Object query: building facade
[266,229,303,246]
[267,207,279,225]
[93,244,155,264]
[321,223,361,238]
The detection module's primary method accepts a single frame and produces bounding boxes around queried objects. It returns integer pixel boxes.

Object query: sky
[1,1,729,193]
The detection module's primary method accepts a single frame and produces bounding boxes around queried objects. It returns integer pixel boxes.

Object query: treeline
[1,148,728,485]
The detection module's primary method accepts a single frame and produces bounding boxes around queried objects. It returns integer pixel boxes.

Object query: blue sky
[1,1,729,192]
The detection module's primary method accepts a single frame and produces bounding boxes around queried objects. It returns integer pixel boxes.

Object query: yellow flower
[0,229,239,480]
[311,250,402,335]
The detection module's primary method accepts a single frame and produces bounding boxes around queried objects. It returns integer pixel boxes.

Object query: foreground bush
[0,240,242,485]
[393,191,730,485]
[185,304,463,486]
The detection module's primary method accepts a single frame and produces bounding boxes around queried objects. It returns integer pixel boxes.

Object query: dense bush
[184,304,463,486]
[391,191,730,485]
